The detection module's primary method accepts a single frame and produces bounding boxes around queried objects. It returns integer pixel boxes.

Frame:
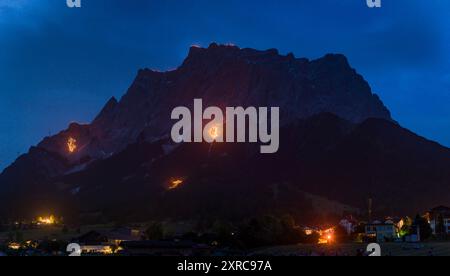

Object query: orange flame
[37,215,56,225]
[67,137,77,153]
[168,179,183,190]
[208,126,219,141]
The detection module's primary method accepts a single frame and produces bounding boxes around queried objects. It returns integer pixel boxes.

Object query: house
[365,220,397,242]
[428,206,450,235]
[78,245,114,255]
[71,231,111,255]
[107,227,142,245]
[339,215,358,235]
[73,231,109,245]
[72,228,142,255]
[385,217,404,231]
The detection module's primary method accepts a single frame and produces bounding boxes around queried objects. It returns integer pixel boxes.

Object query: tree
[14,231,23,243]
[414,215,432,241]
[436,214,446,236]
[7,232,14,242]
[238,215,306,248]
[403,216,413,227]
[280,214,296,229]
[62,225,69,234]
[334,225,350,243]
[399,216,413,238]
[144,222,164,240]
[212,220,235,244]
[353,223,366,234]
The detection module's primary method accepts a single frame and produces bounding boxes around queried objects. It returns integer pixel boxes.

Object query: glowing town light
[317,228,334,244]
[37,215,56,225]
[8,242,21,250]
[67,137,77,153]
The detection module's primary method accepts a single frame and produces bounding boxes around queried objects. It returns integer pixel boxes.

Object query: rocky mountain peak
[2,44,393,176]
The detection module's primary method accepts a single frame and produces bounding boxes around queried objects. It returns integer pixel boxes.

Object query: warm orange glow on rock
[67,137,77,153]
[208,126,219,140]
[168,179,183,190]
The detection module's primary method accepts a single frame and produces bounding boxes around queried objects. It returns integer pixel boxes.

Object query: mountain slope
[10,44,391,169]
[1,44,448,223]
[3,114,449,224]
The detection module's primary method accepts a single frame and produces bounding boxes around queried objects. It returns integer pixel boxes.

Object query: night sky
[1,0,450,171]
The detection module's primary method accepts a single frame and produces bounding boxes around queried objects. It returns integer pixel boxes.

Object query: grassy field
[251,242,450,256]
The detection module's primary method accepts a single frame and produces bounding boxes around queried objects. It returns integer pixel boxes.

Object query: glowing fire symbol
[67,137,77,153]
[168,179,183,190]
[208,126,219,141]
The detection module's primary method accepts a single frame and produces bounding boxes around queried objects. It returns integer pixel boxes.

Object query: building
[365,220,398,242]
[73,231,109,245]
[339,215,358,235]
[79,245,114,255]
[72,228,142,255]
[107,227,142,245]
[428,206,450,235]
[385,217,404,231]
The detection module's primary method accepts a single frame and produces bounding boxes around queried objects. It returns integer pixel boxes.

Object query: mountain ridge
[1,44,447,223]
[3,44,393,176]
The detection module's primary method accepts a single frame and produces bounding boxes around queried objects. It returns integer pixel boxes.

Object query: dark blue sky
[1,0,450,171]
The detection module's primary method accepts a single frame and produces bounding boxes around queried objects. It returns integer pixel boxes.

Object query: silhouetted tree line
[142,215,321,249]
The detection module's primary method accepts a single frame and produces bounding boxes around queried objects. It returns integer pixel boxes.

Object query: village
[1,205,450,256]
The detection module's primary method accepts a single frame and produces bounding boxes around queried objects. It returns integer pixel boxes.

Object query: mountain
[26,43,392,166]
[1,44,448,223]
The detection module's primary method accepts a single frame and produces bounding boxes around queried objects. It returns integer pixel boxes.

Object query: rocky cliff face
[29,43,392,168]
[0,44,412,221]
[4,113,449,222]
[94,44,391,149]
